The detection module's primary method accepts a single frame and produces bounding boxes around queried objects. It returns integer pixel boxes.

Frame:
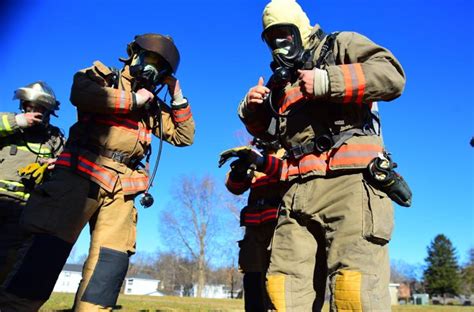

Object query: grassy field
[41,293,474,312]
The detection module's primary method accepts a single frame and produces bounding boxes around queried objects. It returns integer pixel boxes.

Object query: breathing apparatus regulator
[123,34,181,208]
[260,23,316,119]
[262,23,312,88]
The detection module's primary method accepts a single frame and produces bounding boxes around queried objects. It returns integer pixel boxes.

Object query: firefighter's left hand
[164,76,186,106]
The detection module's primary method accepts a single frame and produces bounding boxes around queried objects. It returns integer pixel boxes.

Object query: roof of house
[126,273,158,280]
[63,263,83,272]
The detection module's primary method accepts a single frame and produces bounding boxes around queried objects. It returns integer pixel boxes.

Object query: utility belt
[82,144,143,168]
[287,127,375,159]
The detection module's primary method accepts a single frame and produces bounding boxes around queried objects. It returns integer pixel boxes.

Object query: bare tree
[161,175,235,297]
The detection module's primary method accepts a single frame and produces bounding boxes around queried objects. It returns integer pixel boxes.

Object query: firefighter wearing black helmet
[0,81,65,285]
[0,34,195,312]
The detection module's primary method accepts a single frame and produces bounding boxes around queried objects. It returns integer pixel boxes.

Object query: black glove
[218,146,264,169]
[229,159,255,181]
[367,153,412,207]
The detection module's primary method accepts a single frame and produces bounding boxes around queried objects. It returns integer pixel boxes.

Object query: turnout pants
[0,168,137,312]
[0,197,27,284]
[239,222,276,312]
[266,173,393,312]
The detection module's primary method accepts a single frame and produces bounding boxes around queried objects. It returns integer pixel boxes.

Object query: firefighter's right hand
[246,77,270,108]
[135,88,155,108]
[15,112,43,128]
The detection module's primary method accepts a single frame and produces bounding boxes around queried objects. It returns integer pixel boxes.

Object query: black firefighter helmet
[122,33,180,75]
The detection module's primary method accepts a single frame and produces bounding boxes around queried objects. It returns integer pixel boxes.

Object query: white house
[53,263,82,293]
[190,284,231,299]
[124,273,163,296]
[388,283,400,306]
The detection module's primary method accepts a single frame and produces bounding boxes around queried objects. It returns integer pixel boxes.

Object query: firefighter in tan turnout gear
[220,139,285,312]
[0,81,65,284]
[238,0,411,311]
[0,34,195,312]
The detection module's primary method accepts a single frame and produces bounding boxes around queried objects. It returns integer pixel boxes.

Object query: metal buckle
[290,145,304,159]
[110,151,125,164]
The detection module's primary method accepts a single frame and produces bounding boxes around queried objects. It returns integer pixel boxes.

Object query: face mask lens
[264,26,295,50]
[274,38,294,54]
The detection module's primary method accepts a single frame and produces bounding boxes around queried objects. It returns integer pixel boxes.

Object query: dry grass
[41,293,474,312]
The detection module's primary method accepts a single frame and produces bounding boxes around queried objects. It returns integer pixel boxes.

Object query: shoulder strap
[315,32,340,68]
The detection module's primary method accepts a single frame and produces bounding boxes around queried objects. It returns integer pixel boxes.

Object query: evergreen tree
[460,248,474,295]
[423,234,461,298]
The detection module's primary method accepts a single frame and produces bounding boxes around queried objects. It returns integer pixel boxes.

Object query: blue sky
[1,0,473,270]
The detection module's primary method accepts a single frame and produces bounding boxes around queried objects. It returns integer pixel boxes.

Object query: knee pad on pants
[6,233,73,300]
[332,269,362,311]
[266,274,287,311]
[81,247,129,307]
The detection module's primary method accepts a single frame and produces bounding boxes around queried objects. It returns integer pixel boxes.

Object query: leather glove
[18,162,49,184]
[229,159,255,181]
[218,146,264,170]
[367,153,412,207]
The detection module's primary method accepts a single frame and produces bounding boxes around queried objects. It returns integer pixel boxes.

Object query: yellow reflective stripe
[334,270,362,311]
[2,115,12,131]
[0,188,29,199]
[16,144,52,155]
[267,274,286,312]
[0,180,23,186]
[1,115,12,136]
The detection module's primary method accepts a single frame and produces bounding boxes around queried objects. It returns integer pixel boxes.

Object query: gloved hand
[18,162,49,184]
[218,146,264,169]
[164,76,187,106]
[367,153,412,207]
[229,158,255,181]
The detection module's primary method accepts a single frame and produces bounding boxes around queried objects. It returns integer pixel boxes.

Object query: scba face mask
[262,23,310,86]
[130,51,170,91]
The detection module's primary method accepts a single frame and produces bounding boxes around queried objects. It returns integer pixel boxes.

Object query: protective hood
[262,0,313,48]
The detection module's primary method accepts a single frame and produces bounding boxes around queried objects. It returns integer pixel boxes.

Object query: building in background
[124,273,163,296]
[53,263,82,293]
[389,283,400,305]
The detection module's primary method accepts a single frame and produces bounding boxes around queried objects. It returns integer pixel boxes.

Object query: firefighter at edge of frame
[0,33,194,312]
